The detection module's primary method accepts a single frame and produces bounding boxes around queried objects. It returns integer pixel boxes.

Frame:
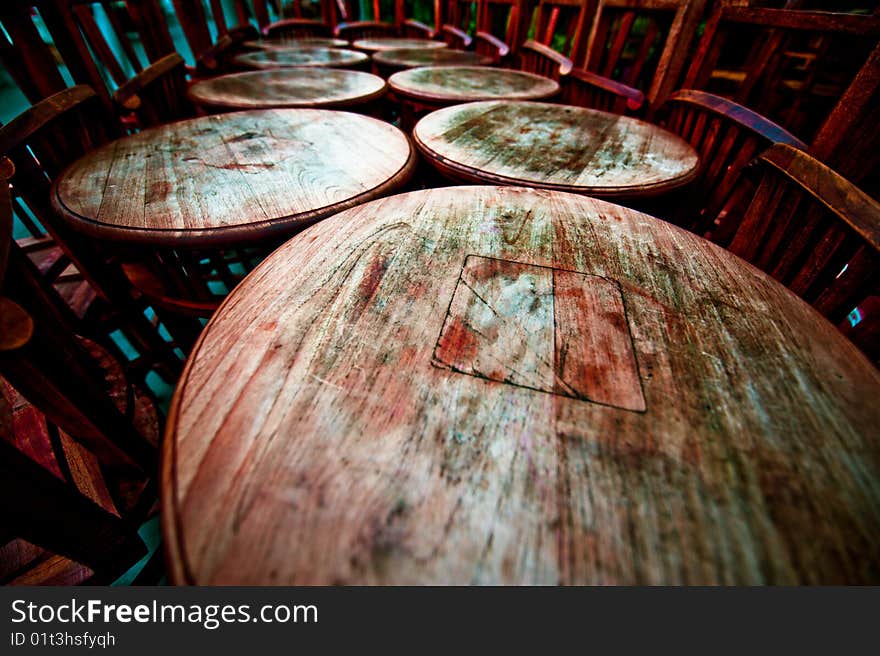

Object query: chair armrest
[520,40,572,76]
[568,69,645,112]
[403,19,436,39]
[474,31,510,59]
[665,90,808,148]
[113,53,185,111]
[441,24,472,48]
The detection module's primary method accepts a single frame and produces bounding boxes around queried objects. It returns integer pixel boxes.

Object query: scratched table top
[243,36,349,50]
[233,47,369,70]
[51,110,415,248]
[388,66,559,105]
[414,100,699,198]
[352,37,448,53]
[162,185,880,585]
[188,69,387,111]
[372,47,494,71]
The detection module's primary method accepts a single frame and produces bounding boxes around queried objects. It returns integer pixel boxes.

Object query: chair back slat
[529,0,595,62]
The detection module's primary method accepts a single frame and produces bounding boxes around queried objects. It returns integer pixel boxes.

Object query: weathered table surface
[388,66,559,104]
[243,37,349,50]
[52,109,415,248]
[372,47,494,71]
[162,185,880,585]
[233,48,368,70]
[414,100,699,198]
[353,37,448,53]
[187,69,387,111]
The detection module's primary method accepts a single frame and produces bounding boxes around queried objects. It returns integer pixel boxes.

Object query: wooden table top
[388,66,559,104]
[353,37,448,53]
[372,47,494,70]
[162,185,880,585]
[233,48,368,70]
[52,110,415,248]
[243,37,349,50]
[414,101,699,198]
[187,69,387,111]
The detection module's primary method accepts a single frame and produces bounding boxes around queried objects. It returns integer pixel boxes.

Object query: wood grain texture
[163,185,880,585]
[414,101,698,198]
[389,67,559,104]
[52,110,416,248]
[373,47,493,70]
[243,37,349,50]
[353,37,448,53]
[188,69,387,111]
[233,48,369,70]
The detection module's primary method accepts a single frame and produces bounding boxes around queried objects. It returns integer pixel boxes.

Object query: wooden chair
[113,53,195,130]
[683,1,880,187]
[528,0,596,62]
[579,0,706,109]
[656,88,808,232]
[396,0,442,38]
[705,143,880,363]
[0,179,156,585]
[0,86,189,378]
[0,1,175,106]
[475,0,528,55]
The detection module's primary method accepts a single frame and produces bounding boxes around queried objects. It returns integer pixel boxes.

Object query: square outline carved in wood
[432,255,646,413]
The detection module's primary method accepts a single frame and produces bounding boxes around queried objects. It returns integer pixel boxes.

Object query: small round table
[188,69,387,112]
[243,37,349,50]
[52,109,415,247]
[388,66,559,129]
[233,48,368,70]
[372,47,493,74]
[352,37,447,53]
[414,100,699,199]
[162,185,880,585]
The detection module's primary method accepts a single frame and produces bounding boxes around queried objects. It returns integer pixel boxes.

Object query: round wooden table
[372,47,493,73]
[389,66,559,130]
[352,37,447,53]
[243,37,349,50]
[188,69,387,112]
[414,100,699,199]
[162,185,880,585]
[389,66,559,105]
[233,48,368,70]
[51,109,416,247]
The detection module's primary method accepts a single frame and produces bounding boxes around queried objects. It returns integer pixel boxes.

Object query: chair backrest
[683,3,880,152]
[711,143,880,362]
[112,53,194,129]
[0,1,175,106]
[657,89,808,233]
[443,0,477,33]
[581,0,705,108]
[475,0,528,53]
[529,0,596,62]
[397,0,442,36]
